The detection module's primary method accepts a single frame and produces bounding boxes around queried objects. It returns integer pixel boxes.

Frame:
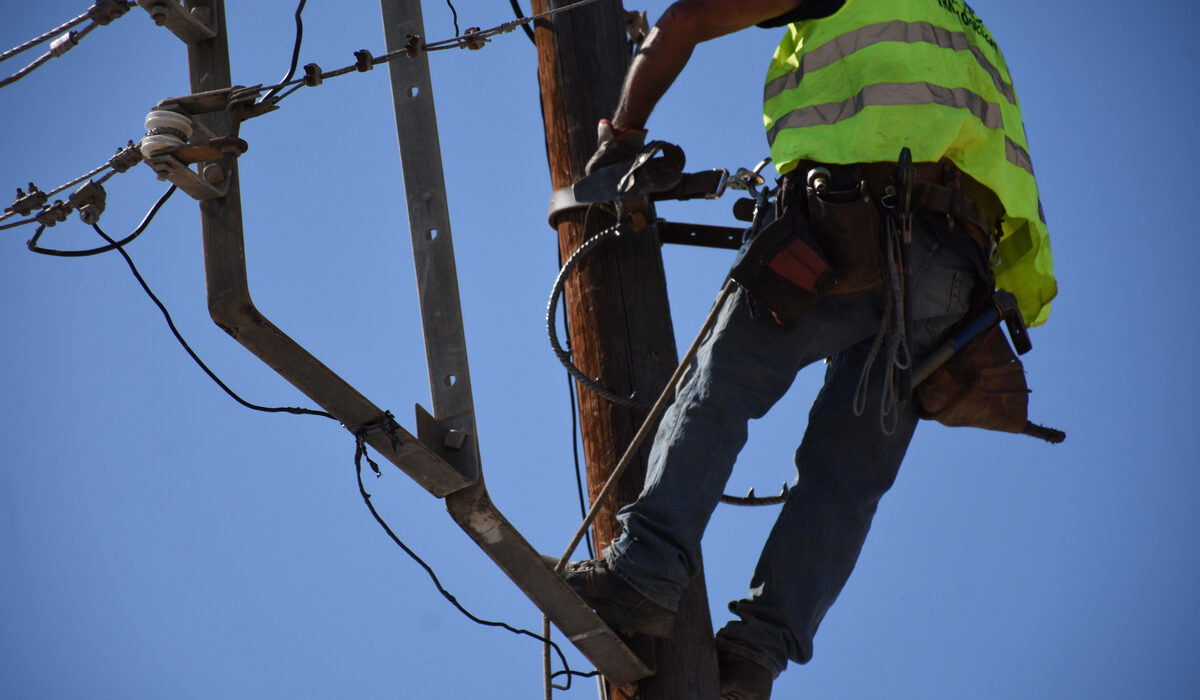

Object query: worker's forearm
[609,0,805,130]
[611,18,697,131]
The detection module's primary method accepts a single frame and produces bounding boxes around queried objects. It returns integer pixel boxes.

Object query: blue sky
[2,1,1198,698]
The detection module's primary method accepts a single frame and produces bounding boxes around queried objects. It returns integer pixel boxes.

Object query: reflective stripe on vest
[763,0,1056,326]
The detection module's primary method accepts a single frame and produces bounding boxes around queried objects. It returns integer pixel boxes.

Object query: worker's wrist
[601,118,647,136]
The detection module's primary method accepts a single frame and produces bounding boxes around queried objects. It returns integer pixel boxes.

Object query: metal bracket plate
[137,0,217,43]
[379,0,651,685]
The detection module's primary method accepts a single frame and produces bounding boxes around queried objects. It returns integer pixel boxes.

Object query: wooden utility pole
[531,1,719,697]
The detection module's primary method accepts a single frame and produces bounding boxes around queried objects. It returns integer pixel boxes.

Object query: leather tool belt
[730,159,999,327]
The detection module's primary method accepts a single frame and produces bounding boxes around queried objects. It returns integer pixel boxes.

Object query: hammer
[912,289,1031,387]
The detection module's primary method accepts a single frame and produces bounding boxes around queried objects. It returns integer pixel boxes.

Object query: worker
[558,0,1055,698]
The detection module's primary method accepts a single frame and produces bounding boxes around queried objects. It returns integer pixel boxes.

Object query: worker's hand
[585,119,647,174]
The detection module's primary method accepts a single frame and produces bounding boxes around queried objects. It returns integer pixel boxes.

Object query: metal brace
[137,0,217,43]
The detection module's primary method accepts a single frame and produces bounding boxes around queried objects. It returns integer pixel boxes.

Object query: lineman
[559,0,1054,698]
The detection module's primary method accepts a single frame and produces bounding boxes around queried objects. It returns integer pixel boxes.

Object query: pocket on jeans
[946,271,971,317]
[910,250,975,323]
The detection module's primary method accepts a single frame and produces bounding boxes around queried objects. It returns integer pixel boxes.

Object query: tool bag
[916,322,1030,434]
[729,169,886,326]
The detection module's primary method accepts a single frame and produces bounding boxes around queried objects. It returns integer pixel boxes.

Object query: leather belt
[795,160,1000,259]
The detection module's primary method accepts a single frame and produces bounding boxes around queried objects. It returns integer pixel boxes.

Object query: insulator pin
[139,109,194,158]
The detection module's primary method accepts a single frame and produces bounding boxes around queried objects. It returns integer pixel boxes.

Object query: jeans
[605,214,980,676]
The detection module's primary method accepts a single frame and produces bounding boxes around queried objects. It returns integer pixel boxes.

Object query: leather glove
[585,119,647,175]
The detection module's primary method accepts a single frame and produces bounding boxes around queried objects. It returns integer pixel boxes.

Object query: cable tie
[352,411,404,451]
[302,62,322,86]
[353,49,373,72]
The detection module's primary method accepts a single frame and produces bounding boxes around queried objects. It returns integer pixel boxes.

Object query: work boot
[718,650,774,700]
[548,556,675,638]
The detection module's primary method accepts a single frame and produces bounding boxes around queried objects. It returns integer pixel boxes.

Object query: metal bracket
[141,91,250,200]
[655,221,743,250]
[143,152,230,200]
[379,0,650,685]
[137,0,217,43]
[548,165,730,228]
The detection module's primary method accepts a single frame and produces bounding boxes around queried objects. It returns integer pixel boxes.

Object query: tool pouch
[916,323,1030,434]
[729,179,833,327]
[805,182,887,296]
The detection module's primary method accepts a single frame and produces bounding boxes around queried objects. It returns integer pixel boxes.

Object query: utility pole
[531,1,719,697]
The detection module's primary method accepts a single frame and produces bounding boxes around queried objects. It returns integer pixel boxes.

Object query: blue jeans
[605,216,980,676]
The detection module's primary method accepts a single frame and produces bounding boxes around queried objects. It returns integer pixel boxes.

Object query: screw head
[202,163,224,184]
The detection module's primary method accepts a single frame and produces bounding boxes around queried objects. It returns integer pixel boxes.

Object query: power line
[446,0,462,37]
[248,0,606,109]
[27,183,174,257]
[82,209,335,419]
[2,141,142,228]
[509,1,538,44]
[352,440,596,692]
[260,0,307,104]
[0,1,135,90]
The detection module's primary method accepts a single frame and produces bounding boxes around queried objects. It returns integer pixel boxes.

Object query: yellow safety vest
[764,0,1055,326]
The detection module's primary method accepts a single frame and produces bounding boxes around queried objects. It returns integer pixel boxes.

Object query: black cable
[262,0,307,104]
[567,372,595,560]
[352,441,595,691]
[27,185,176,257]
[558,248,594,560]
[551,668,599,683]
[509,0,537,43]
[88,219,333,419]
[446,0,461,37]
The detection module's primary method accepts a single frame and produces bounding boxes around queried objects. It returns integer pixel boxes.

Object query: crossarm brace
[379,0,650,685]
[178,1,648,686]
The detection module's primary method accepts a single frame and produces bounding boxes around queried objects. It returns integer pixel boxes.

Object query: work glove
[585,119,647,175]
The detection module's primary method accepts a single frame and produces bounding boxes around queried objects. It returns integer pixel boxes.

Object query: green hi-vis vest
[764,0,1055,326]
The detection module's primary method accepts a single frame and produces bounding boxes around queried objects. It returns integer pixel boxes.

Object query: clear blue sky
[2,1,1198,698]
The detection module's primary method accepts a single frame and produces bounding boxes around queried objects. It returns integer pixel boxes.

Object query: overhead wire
[0,7,94,63]
[2,141,141,228]
[69,191,600,689]
[246,0,605,109]
[0,22,98,90]
[7,0,627,690]
[0,1,135,91]
[446,0,461,37]
[352,443,596,692]
[260,0,307,104]
[509,1,538,44]
[27,184,175,257]
[83,206,334,419]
